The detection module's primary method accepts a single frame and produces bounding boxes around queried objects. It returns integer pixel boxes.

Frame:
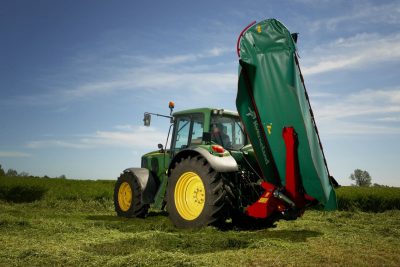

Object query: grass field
[0,176,399,266]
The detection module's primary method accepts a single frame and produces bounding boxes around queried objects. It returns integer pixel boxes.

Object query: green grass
[336,186,400,212]
[0,201,399,266]
[1,176,399,212]
[0,176,114,202]
[0,176,399,266]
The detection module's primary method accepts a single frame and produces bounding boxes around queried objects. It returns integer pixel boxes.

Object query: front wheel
[167,156,233,228]
[114,172,149,218]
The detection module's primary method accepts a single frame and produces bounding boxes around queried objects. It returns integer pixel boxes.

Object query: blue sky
[1,0,399,186]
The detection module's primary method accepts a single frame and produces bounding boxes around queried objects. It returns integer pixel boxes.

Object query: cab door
[170,113,204,155]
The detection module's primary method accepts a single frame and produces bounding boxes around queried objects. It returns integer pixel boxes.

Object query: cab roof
[173,107,238,117]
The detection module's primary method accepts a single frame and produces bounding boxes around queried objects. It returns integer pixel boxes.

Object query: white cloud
[376,117,400,122]
[314,89,400,120]
[308,92,336,98]
[7,46,235,105]
[312,88,400,136]
[136,47,232,66]
[114,124,135,131]
[64,68,236,98]
[319,120,400,136]
[85,127,165,147]
[206,47,232,57]
[301,33,400,75]
[27,126,166,150]
[0,151,31,158]
[27,140,92,149]
[307,2,400,32]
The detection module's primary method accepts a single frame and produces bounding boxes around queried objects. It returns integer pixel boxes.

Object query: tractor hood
[236,19,336,210]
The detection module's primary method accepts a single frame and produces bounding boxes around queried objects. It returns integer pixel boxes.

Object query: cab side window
[172,114,204,151]
[190,120,204,145]
[173,117,190,150]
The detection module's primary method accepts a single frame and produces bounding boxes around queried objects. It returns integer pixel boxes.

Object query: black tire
[166,155,233,228]
[114,171,149,218]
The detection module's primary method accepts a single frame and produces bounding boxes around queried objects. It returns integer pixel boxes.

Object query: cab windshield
[211,115,247,150]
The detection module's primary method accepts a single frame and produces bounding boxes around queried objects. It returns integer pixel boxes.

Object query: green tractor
[114,18,337,228]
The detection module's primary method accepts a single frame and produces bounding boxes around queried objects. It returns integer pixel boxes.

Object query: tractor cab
[170,108,247,153]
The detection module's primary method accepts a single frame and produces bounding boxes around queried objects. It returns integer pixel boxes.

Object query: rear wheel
[114,172,149,218]
[167,156,233,228]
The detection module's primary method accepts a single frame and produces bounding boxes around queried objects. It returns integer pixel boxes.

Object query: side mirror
[143,113,151,126]
[158,143,164,152]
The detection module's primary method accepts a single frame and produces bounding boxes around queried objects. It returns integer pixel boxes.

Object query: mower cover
[236,19,337,210]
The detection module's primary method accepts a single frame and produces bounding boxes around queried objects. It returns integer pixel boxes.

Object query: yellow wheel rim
[118,182,132,211]
[174,171,206,220]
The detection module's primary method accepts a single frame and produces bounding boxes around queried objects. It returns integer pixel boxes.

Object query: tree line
[0,164,66,179]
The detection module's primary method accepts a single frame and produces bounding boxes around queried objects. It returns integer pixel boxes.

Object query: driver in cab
[211,123,231,148]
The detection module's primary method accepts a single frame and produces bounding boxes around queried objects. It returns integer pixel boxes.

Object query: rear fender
[124,168,158,204]
[168,147,238,175]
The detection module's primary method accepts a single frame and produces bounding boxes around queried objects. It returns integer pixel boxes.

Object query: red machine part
[245,181,285,218]
[245,127,311,219]
[282,127,305,208]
